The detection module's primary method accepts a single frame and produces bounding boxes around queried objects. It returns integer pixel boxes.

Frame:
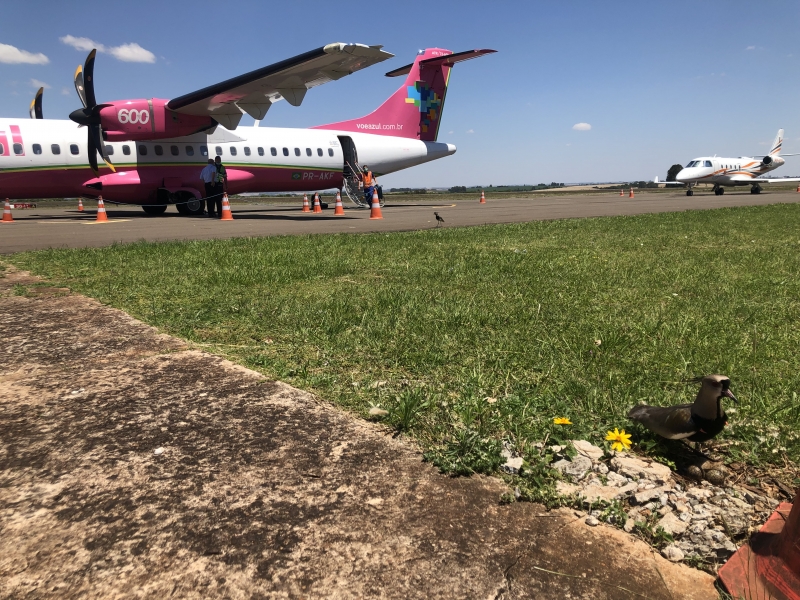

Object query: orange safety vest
[363,171,373,186]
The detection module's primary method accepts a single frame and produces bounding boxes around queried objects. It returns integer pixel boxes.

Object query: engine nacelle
[761,155,773,166]
[99,98,215,142]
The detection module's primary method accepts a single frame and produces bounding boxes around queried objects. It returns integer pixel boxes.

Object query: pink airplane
[2,44,494,215]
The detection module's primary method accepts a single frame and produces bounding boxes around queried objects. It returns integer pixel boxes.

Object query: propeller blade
[87,126,99,176]
[29,87,43,119]
[83,49,97,108]
[74,65,87,109]
[89,123,115,173]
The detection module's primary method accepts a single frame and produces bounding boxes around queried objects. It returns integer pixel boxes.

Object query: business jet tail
[768,129,784,156]
[313,47,495,142]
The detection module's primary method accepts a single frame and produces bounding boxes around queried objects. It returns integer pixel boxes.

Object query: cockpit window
[686,161,697,168]
[703,160,712,167]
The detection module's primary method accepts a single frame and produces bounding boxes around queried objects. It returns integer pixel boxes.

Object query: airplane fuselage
[676,155,784,186]
[0,118,455,204]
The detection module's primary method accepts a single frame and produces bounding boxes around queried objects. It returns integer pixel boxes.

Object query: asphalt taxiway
[2,190,799,253]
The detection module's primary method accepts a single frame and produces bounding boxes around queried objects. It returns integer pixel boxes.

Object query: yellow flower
[553,417,572,425]
[606,427,632,452]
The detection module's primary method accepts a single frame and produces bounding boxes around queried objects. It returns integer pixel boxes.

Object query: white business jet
[655,129,800,196]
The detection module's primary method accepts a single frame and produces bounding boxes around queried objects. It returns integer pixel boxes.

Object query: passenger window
[328,148,334,157]
[295,148,301,157]
[283,147,289,156]
[13,143,23,155]
[306,148,312,157]
[704,160,712,167]
[138,145,147,156]
[105,145,114,156]
[170,145,179,156]
[215,146,223,156]
[230,147,237,156]
[200,145,208,156]
[258,147,264,156]
[70,144,80,155]
[244,147,251,156]
[185,146,194,156]
[122,145,131,156]
[317,148,323,157]
[271,147,277,156]
[154,145,163,156]
[32,143,42,155]
[51,144,61,155]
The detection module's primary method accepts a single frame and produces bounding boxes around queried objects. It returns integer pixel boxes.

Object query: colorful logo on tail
[406,81,442,134]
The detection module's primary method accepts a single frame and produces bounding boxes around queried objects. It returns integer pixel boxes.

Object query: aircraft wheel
[177,193,205,216]
[686,190,694,197]
[754,186,761,195]
[719,187,724,195]
[142,205,168,216]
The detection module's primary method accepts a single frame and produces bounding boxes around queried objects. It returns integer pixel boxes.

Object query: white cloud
[746,45,756,50]
[109,43,155,63]
[30,78,50,89]
[0,43,49,65]
[60,35,156,63]
[572,122,592,131]
[466,129,474,134]
[448,130,453,134]
[61,86,71,95]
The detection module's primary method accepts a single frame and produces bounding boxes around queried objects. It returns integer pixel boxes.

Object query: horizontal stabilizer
[386,49,496,77]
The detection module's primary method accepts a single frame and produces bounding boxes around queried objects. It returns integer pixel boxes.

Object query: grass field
[7,203,800,486]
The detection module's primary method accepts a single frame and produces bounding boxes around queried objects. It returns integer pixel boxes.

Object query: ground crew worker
[213,155,228,217]
[199,158,218,217]
[362,165,376,204]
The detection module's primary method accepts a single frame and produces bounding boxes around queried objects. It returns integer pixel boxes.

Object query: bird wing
[628,404,697,439]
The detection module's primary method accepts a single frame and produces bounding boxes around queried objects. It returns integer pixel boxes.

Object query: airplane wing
[653,177,685,185]
[167,43,393,129]
[753,153,800,158]
[743,177,800,183]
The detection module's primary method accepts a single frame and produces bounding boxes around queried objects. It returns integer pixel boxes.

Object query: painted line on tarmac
[82,220,132,225]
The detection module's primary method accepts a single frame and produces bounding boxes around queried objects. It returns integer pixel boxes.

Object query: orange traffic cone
[302,193,311,212]
[480,190,486,204]
[313,192,322,213]
[629,187,635,198]
[619,188,624,197]
[220,193,234,221]
[369,188,383,220]
[2,199,13,223]
[95,196,108,222]
[333,191,345,216]
[78,198,84,212]
[796,185,799,193]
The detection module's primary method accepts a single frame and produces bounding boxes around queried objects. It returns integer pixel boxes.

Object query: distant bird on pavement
[628,375,738,443]
[434,212,444,227]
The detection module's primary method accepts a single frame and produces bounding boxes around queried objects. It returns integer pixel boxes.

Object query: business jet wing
[653,177,685,185]
[733,176,800,183]
[167,43,393,129]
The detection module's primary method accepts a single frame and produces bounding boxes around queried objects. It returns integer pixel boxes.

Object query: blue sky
[2,0,800,186]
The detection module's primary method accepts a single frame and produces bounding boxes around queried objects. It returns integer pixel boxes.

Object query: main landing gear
[714,186,725,196]
[750,184,762,195]
[686,189,694,196]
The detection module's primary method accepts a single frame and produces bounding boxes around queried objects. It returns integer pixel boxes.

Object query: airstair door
[337,135,367,206]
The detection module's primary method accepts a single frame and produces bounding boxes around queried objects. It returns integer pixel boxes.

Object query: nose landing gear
[750,184,762,195]
[686,189,694,197]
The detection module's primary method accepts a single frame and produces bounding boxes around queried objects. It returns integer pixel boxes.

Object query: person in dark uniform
[200,158,218,217]
[213,155,228,217]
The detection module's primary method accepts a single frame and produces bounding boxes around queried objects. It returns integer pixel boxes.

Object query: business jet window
[154,145,164,156]
[244,147,251,156]
[170,145,179,156]
[317,148,323,157]
[138,145,147,155]
[704,161,712,167]
[306,148,312,157]
[13,143,23,155]
[70,144,80,155]
[294,148,301,157]
[215,146,223,156]
[185,146,194,156]
[282,147,289,156]
[328,148,334,157]
[33,144,42,155]
[230,147,237,156]
[51,144,61,155]
[200,145,208,156]
[105,145,114,156]
[122,145,131,156]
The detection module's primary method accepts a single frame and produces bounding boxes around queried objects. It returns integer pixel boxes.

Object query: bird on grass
[628,375,738,443]
[434,212,444,227]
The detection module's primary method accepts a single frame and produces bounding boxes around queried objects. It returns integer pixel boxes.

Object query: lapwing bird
[434,212,445,227]
[628,375,738,443]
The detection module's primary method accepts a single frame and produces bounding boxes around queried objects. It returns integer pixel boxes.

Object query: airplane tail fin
[313,48,495,142]
[769,128,784,156]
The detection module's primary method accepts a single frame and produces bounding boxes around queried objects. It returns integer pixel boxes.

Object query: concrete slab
[2,190,800,253]
[0,267,717,598]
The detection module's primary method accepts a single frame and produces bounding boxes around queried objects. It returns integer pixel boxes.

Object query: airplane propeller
[29,87,43,119]
[68,49,114,175]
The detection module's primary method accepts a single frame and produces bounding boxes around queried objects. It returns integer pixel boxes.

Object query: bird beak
[723,389,738,404]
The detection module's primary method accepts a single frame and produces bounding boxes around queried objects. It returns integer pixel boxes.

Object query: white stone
[585,516,600,526]
[657,512,689,536]
[153,447,164,455]
[611,455,673,483]
[571,440,605,461]
[634,485,673,505]
[661,545,685,562]
[556,481,581,496]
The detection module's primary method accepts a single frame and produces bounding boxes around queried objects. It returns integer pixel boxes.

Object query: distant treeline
[387,183,567,194]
